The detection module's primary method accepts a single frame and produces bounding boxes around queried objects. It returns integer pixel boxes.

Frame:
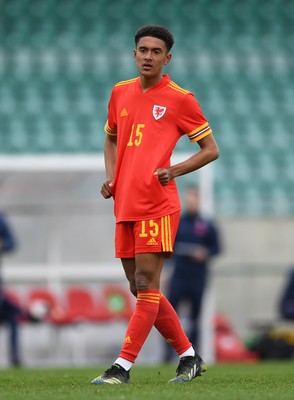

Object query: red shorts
[115,211,181,258]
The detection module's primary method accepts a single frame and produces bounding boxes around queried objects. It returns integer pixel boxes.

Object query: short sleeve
[178,93,212,142]
[104,89,118,136]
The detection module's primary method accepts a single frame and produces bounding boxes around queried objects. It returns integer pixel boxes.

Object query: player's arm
[155,134,219,186]
[101,134,117,199]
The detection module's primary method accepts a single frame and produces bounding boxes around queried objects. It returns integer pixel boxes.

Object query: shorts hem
[116,251,135,259]
[116,247,173,259]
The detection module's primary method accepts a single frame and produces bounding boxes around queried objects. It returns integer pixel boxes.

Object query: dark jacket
[172,213,221,281]
[0,213,16,254]
[0,213,16,286]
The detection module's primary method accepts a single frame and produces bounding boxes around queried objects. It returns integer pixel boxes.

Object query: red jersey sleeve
[104,89,118,136]
[178,93,212,142]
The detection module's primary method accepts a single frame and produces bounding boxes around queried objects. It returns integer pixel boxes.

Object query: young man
[92,25,219,384]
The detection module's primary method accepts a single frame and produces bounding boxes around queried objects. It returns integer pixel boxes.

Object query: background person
[0,212,22,367]
[279,267,294,320]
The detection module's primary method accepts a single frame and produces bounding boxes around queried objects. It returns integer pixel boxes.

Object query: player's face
[134,36,172,80]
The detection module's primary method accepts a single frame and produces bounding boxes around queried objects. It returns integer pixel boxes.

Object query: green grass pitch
[0,362,293,400]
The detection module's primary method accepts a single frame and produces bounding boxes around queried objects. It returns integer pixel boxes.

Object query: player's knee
[134,271,154,290]
[135,281,149,291]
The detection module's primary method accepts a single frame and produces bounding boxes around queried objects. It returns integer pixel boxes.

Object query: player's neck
[139,74,163,93]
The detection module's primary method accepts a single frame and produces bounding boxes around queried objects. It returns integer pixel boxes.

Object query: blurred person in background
[279,267,294,320]
[163,186,221,362]
[0,212,22,367]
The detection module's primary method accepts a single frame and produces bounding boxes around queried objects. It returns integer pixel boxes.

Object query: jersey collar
[136,74,171,94]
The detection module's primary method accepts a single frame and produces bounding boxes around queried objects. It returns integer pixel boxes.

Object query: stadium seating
[24,285,134,324]
[26,287,68,324]
[0,0,293,215]
[64,286,112,323]
[101,285,134,321]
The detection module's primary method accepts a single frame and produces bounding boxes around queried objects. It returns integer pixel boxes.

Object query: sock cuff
[137,289,161,304]
[179,346,195,358]
[114,357,133,371]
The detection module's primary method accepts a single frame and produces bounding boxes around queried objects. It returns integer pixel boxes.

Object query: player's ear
[133,49,137,59]
[163,53,172,65]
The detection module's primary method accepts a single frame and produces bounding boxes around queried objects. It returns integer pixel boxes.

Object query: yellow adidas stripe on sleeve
[104,121,117,136]
[188,122,212,142]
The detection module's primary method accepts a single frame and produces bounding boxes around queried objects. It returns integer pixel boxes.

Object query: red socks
[119,290,191,363]
[119,289,160,363]
[154,294,191,355]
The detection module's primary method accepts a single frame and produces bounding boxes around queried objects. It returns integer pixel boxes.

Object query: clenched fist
[154,168,173,186]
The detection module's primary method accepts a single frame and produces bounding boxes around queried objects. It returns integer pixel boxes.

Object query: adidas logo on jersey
[147,237,158,246]
[120,108,128,117]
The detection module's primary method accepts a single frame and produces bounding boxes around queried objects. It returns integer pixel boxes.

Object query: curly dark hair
[135,25,174,52]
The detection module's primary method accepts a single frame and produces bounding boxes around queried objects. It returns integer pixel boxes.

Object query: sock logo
[124,336,132,344]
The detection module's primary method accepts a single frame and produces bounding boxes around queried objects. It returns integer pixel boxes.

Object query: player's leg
[160,281,185,362]
[152,212,207,383]
[166,279,207,383]
[116,212,191,360]
[144,212,194,361]
[120,258,193,363]
[124,212,206,383]
[124,253,207,383]
[91,223,136,384]
[121,258,137,297]
[118,214,205,383]
[91,252,164,385]
[91,216,206,384]
[117,252,164,364]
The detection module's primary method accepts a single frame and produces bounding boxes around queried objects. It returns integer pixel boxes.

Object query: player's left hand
[101,179,113,199]
[154,168,173,186]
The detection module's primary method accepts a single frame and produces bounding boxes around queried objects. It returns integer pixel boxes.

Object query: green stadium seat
[0,0,293,215]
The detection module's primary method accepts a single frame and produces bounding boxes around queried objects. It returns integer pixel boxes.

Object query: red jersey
[104,74,212,222]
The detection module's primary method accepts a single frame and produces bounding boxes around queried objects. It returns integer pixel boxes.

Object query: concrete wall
[209,217,294,336]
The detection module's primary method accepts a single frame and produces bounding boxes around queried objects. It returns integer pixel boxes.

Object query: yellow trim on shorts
[161,215,172,252]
